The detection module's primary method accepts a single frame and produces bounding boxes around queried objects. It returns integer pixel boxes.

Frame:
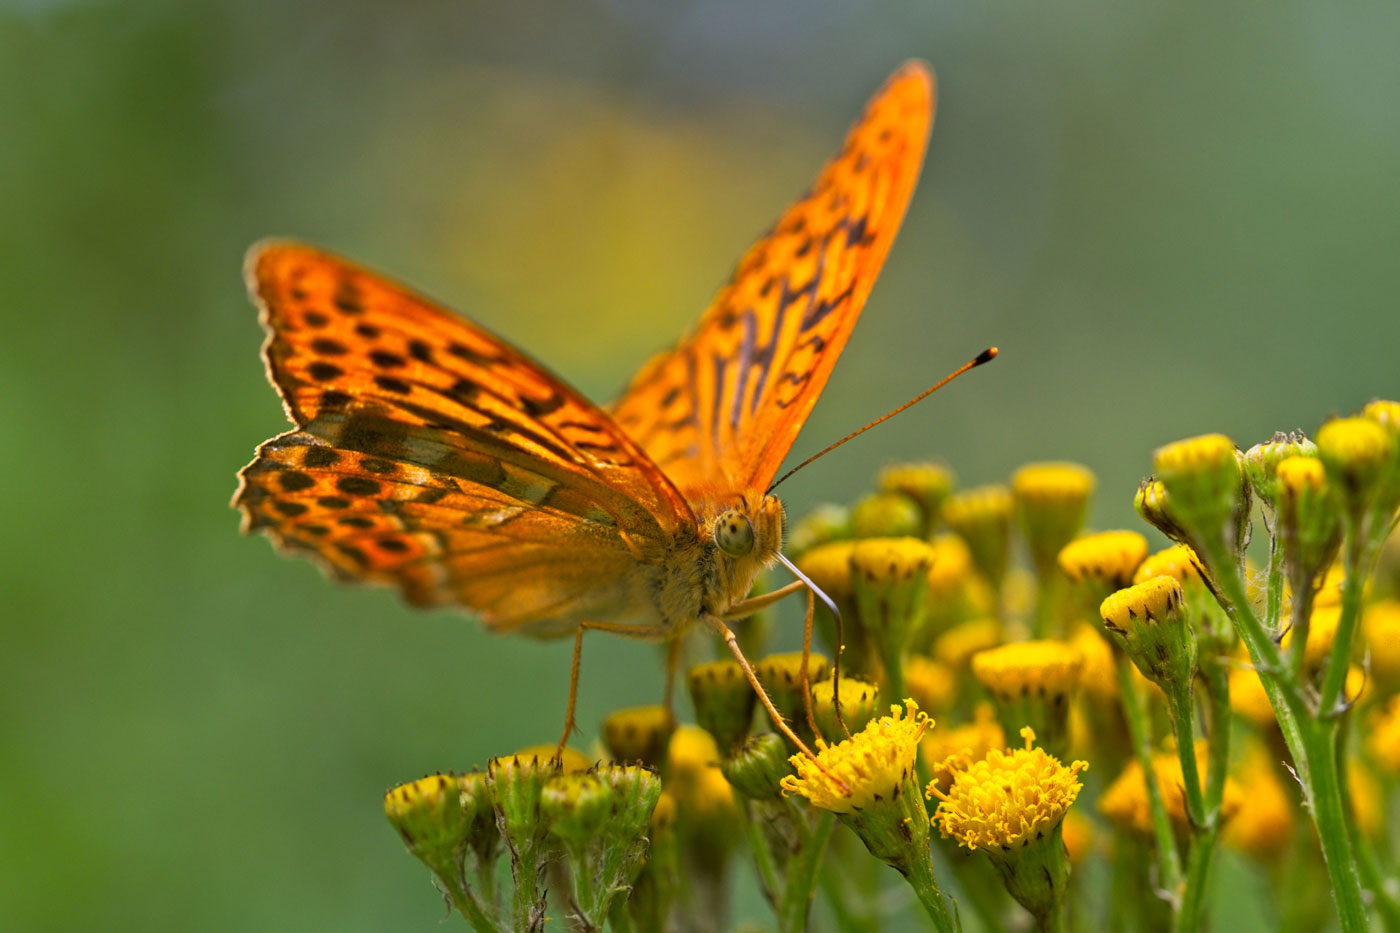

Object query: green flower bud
[1243,431,1316,521]
[1134,477,1190,544]
[755,652,829,746]
[787,503,852,557]
[879,461,956,537]
[384,772,472,867]
[542,773,614,845]
[1275,455,1342,598]
[688,659,757,752]
[720,732,793,801]
[943,484,1014,589]
[851,491,924,539]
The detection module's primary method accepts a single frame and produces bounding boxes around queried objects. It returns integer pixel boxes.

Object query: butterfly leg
[701,613,850,794]
[557,619,672,761]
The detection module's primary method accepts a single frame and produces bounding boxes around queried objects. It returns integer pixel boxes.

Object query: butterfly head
[708,494,785,577]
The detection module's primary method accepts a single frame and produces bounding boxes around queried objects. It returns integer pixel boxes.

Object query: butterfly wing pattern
[236,62,935,640]
[610,63,933,499]
[236,245,696,636]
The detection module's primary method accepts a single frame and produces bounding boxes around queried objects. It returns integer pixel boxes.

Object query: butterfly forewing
[236,244,694,631]
[609,63,934,496]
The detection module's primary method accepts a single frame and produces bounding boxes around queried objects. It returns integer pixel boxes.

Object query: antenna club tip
[974,347,998,365]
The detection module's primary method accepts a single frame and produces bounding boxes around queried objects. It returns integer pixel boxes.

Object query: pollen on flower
[1133,544,1206,586]
[1058,530,1150,589]
[971,639,1084,702]
[921,703,1005,791]
[780,699,931,814]
[927,726,1087,851]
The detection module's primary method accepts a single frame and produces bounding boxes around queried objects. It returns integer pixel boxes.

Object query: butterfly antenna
[766,347,998,495]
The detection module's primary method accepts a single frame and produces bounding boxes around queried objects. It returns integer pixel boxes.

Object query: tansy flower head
[1068,622,1117,702]
[720,732,792,801]
[688,658,756,752]
[787,503,851,557]
[921,703,1006,792]
[971,640,1084,756]
[934,617,1003,669]
[880,461,956,537]
[1134,477,1190,545]
[603,705,676,767]
[1133,544,1206,586]
[1363,398,1400,432]
[1367,696,1400,777]
[1100,576,1196,691]
[1058,530,1149,592]
[1153,433,1250,558]
[1316,416,1395,508]
[1012,461,1097,577]
[1222,745,1296,860]
[794,540,858,602]
[1243,431,1316,514]
[810,675,880,741]
[1362,599,1400,683]
[1098,743,1242,833]
[1275,455,1342,591]
[780,699,930,814]
[943,484,1014,587]
[756,652,830,742]
[665,725,739,825]
[903,655,957,713]
[971,640,1085,702]
[851,491,924,539]
[928,726,1087,851]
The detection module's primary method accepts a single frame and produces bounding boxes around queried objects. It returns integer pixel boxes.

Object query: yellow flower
[1281,603,1341,674]
[810,675,880,740]
[665,725,738,822]
[505,745,592,775]
[780,700,930,814]
[1058,530,1150,590]
[879,461,955,536]
[921,703,1006,791]
[1364,398,1400,430]
[943,484,1014,586]
[903,656,958,713]
[971,640,1085,702]
[1013,461,1097,576]
[928,727,1087,851]
[1222,744,1295,860]
[1362,599,1400,683]
[933,617,1003,668]
[1350,762,1383,840]
[1133,544,1206,586]
[1068,623,1117,702]
[1059,809,1096,865]
[794,540,858,602]
[1316,416,1395,505]
[1227,667,1277,729]
[1367,695,1400,777]
[1098,743,1242,833]
[851,491,924,539]
[602,705,676,767]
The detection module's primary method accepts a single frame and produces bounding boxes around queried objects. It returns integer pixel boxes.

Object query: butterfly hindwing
[235,244,694,632]
[610,63,934,496]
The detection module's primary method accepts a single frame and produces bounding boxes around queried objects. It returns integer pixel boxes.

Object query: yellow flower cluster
[928,727,1087,850]
[780,700,930,813]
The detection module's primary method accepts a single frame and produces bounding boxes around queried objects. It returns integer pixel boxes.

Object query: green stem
[1165,680,1205,830]
[1038,899,1069,933]
[779,810,836,933]
[816,855,866,933]
[1264,535,1286,633]
[1317,538,1369,714]
[742,805,781,908]
[427,856,504,933]
[905,840,959,933]
[1300,717,1368,933]
[1116,652,1183,906]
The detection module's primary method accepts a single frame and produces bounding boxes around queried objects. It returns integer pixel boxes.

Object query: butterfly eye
[714,510,755,558]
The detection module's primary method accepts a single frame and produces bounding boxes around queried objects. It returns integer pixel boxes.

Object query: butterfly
[235,62,935,754]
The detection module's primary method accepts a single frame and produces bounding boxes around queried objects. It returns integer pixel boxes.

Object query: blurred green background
[3,0,1398,929]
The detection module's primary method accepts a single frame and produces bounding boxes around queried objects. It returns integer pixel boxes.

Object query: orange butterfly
[235,62,935,757]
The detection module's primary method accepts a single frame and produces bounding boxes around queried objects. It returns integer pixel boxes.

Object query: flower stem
[779,810,836,933]
[1115,652,1183,905]
[905,840,959,933]
[1300,717,1368,933]
[425,855,504,933]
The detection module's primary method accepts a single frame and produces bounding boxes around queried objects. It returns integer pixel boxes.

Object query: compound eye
[714,510,755,558]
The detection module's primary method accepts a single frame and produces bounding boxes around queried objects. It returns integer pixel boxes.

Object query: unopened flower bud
[688,659,757,752]
[851,491,924,539]
[879,461,956,537]
[1013,462,1096,579]
[943,485,1014,589]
